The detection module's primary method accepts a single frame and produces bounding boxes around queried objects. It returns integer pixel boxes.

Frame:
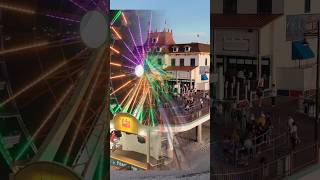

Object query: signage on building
[199,66,206,75]
[113,113,139,134]
[110,158,145,171]
[287,14,320,41]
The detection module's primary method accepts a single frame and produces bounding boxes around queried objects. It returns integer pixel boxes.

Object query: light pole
[316,20,319,143]
[304,20,319,143]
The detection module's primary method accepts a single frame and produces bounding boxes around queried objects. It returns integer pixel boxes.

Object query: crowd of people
[222,110,274,165]
[170,83,209,113]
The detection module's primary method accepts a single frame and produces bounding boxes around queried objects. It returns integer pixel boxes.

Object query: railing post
[245,84,248,100]
[231,82,234,98]
[237,82,240,103]
[225,81,228,98]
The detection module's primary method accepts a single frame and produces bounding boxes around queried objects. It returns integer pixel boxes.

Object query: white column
[197,124,202,143]
[217,66,224,100]
[146,127,151,169]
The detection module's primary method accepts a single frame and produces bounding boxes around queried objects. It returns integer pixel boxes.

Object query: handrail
[154,113,210,133]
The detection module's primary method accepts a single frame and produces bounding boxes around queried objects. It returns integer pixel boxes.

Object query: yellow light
[122,12,128,25]
[110,62,122,67]
[0,42,48,55]
[110,46,120,54]
[130,77,144,111]
[110,80,132,95]
[111,26,122,40]
[0,3,35,14]
[110,74,125,79]
[33,85,74,138]
[120,88,134,107]
[0,48,87,107]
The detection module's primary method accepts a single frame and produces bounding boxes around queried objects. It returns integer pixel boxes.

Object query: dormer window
[156,47,161,52]
[185,46,191,52]
[152,38,157,43]
[172,47,179,52]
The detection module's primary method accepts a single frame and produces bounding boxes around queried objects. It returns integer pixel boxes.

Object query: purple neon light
[128,28,143,64]
[121,54,138,66]
[68,0,88,12]
[147,12,153,52]
[45,14,80,23]
[138,16,145,60]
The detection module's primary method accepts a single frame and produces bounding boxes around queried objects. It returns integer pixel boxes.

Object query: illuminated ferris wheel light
[135,64,144,77]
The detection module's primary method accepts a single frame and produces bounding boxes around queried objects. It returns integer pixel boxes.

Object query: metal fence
[212,143,319,180]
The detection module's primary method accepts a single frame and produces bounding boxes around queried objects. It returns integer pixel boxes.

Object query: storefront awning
[201,74,208,80]
[292,41,315,60]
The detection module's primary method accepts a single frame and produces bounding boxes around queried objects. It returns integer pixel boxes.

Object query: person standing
[288,116,294,132]
[271,83,277,107]
[200,98,204,108]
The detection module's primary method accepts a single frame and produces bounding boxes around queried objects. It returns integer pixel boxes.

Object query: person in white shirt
[288,116,294,131]
[200,98,204,108]
[271,83,277,107]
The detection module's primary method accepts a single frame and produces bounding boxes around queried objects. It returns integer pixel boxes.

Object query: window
[305,0,311,13]
[223,0,237,14]
[257,0,272,14]
[158,58,162,65]
[180,59,185,66]
[190,58,196,66]
[171,59,176,66]
[185,46,191,52]
[152,38,157,43]
[205,58,208,66]
[172,47,179,52]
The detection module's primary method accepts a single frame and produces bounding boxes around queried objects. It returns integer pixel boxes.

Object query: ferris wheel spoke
[146,12,153,51]
[110,78,135,96]
[128,27,143,63]
[67,0,88,12]
[0,3,81,23]
[0,48,87,107]
[138,15,146,58]
[15,84,74,160]
[63,60,104,165]
[130,77,144,114]
[0,36,80,56]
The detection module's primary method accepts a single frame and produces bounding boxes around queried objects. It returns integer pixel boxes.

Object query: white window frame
[152,38,157,43]
[184,46,191,52]
[172,47,179,52]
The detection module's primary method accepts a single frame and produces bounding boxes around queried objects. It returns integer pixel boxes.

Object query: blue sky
[111,0,210,44]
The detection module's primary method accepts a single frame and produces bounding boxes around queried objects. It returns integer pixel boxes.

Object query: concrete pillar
[217,66,224,100]
[196,124,202,142]
[225,81,228,98]
[146,127,151,169]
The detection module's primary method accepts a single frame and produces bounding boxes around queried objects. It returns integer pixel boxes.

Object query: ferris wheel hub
[80,10,107,48]
[135,64,144,77]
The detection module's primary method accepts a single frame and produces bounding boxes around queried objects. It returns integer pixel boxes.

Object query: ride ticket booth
[110,113,162,170]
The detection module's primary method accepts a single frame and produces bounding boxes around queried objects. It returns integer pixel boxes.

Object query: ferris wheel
[0,1,107,179]
[109,10,173,127]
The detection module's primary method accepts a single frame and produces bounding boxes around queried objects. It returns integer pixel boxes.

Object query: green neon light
[111,10,122,25]
[15,137,33,160]
[0,133,13,167]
